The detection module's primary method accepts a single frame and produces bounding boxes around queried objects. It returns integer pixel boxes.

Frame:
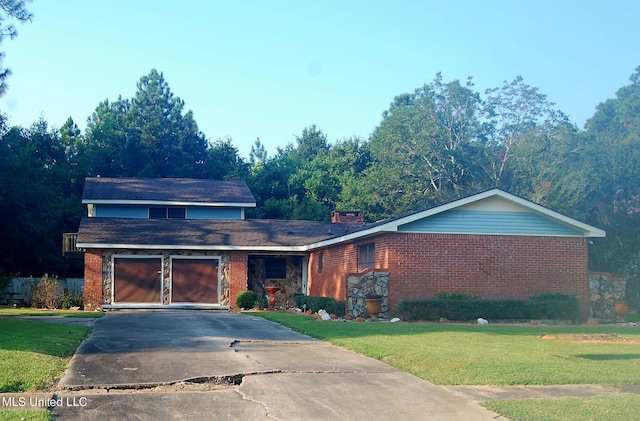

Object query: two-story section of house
[77,177,259,309]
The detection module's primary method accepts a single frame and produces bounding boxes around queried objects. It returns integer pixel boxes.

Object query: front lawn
[0,308,103,318]
[251,312,640,421]
[0,319,91,392]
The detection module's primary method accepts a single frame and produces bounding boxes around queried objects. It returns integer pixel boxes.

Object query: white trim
[83,199,256,208]
[111,254,164,305]
[169,255,221,305]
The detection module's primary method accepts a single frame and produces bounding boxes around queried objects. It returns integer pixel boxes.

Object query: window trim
[358,243,375,271]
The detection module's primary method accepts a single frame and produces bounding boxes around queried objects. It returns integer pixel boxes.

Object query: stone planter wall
[589,272,626,321]
[347,271,389,319]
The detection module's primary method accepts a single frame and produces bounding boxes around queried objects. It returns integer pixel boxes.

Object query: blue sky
[2,0,639,157]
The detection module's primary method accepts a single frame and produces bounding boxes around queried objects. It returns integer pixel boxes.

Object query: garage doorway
[113,256,162,303]
[171,257,219,304]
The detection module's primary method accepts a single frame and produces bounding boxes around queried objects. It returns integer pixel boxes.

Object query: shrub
[254,296,268,310]
[31,274,61,309]
[293,294,345,317]
[236,290,258,309]
[61,294,84,309]
[398,293,579,321]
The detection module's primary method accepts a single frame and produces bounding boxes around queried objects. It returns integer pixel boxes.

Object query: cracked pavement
[49,310,502,420]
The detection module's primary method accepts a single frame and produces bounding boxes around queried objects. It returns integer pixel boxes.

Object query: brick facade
[228,251,248,309]
[308,233,590,318]
[83,250,103,310]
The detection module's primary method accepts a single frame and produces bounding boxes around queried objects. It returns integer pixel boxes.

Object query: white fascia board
[82,200,257,207]
[76,242,309,252]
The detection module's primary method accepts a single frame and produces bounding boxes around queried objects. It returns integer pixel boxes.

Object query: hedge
[293,294,346,317]
[397,294,579,321]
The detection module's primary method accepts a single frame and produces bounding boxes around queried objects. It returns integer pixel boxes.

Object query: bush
[293,294,345,317]
[398,293,579,321]
[254,296,268,310]
[31,274,61,309]
[236,290,258,309]
[61,294,84,309]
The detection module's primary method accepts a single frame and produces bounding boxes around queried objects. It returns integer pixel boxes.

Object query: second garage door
[171,258,219,304]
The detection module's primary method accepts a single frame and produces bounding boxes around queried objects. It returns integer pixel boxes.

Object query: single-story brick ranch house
[76,177,605,318]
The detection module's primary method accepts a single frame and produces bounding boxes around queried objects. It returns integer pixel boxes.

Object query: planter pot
[365,298,382,321]
[265,286,280,310]
[614,301,629,322]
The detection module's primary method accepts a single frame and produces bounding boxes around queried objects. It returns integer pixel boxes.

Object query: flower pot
[614,301,628,322]
[365,298,382,321]
[265,286,280,310]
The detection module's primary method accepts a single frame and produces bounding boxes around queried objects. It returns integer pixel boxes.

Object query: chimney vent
[331,211,364,224]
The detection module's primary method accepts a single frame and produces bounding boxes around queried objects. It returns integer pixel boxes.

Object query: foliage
[292,294,345,317]
[31,274,61,310]
[235,290,258,309]
[253,296,267,310]
[0,0,32,96]
[0,410,52,421]
[61,294,83,309]
[0,318,90,392]
[397,294,579,321]
[0,268,10,292]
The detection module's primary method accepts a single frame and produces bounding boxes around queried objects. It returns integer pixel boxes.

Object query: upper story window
[149,207,186,219]
[358,243,375,271]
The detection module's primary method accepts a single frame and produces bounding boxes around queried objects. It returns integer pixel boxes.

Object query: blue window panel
[95,205,148,218]
[186,207,242,220]
[398,210,583,236]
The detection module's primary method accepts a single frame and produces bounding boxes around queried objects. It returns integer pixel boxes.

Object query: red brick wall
[228,251,248,309]
[311,233,590,318]
[84,250,103,310]
[308,242,358,300]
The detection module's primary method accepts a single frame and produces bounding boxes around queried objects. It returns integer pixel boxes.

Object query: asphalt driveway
[53,310,502,420]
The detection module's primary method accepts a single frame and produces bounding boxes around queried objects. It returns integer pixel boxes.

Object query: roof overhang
[82,200,257,207]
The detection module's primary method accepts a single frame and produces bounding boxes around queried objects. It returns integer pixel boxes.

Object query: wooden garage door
[172,258,218,303]
[113,257,162,303]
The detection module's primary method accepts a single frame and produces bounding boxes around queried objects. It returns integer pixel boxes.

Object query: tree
[0,0,32,96]
[352,74,486,219]
[482,76,570,191]
[84,70,215,178]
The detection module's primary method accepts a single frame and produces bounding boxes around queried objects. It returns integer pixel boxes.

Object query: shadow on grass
[579,354,640,361]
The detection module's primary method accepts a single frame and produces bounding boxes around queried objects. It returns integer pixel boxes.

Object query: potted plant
[365,293,383,321]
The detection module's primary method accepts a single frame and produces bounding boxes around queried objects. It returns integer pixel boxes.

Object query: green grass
[0,410,52,421]
[482,395,640,421]
[0,319,91,392]
[251,312,640,421]
[0,308,103,318]
[252,312,640,386]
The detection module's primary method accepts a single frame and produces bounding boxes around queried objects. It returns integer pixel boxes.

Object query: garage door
[172,258,218,303]
[113,257,162,303]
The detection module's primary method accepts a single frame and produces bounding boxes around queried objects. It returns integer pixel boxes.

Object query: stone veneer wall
[347,271,389,318]
[247,256,303,309]
[589,272,626,321]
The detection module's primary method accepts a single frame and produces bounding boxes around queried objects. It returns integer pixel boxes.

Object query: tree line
[1,67,639,308]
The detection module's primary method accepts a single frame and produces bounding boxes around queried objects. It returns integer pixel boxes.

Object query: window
[265,258,287,279]
[318,252,324,272]
[149,207,186,219]
[358,243,375,271]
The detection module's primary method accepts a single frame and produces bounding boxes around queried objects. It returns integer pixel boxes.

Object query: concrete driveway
[54,310,502,420]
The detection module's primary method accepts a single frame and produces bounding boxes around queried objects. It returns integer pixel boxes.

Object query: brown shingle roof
[76,217,367,250]
[82,177,256,205]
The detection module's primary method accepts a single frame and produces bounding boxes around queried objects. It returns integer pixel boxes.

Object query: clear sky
[1,0,639,157]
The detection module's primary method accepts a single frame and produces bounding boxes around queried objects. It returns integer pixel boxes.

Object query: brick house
[76,177,605,318]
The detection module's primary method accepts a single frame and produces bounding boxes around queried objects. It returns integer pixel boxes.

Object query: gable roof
[76,217,367,251]
[82,177,256,207]
[305,189,606,250]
